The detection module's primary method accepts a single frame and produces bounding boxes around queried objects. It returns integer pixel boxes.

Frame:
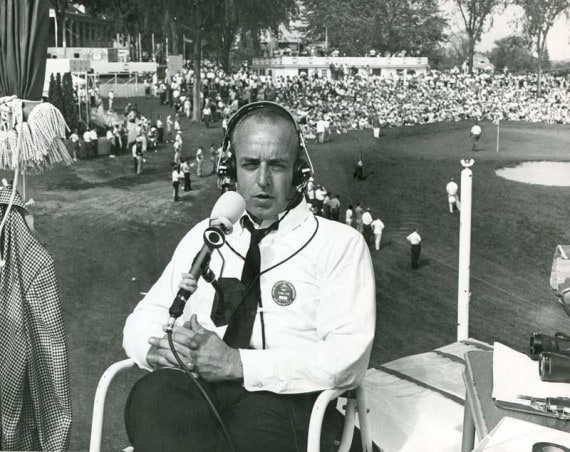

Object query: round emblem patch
[271,281,296,306]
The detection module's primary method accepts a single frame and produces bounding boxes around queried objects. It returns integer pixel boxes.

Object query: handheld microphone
[167,192,246,329]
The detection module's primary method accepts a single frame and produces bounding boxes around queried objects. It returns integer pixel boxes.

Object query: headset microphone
[167,192,246,329]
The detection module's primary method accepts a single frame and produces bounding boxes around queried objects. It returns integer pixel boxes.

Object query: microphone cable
[167,331,236,452]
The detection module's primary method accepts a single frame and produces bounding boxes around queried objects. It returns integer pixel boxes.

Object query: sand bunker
[496,161,570,186]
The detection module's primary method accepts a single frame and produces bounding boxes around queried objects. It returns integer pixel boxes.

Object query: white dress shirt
[406,231,422,245]
[123,199,376,394]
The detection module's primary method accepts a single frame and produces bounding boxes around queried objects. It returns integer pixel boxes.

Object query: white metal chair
[89,358,374,452]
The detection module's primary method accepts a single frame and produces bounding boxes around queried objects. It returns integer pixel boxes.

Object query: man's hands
[147,314,244,382]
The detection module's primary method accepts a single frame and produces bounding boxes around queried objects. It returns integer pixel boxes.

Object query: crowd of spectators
[158,63,570,140]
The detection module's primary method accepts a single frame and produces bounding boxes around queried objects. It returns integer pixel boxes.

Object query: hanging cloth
[0,188,72,451]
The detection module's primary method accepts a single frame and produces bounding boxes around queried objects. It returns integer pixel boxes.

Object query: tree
[433,32,471,69]
[454,0,504,73]
[488,35,535,72]
[61,73,78,132]
[51,0,71,47]
[212,0,297,72]
[302,0,447,60]
[515,0,570,96]
[48,73,64,112]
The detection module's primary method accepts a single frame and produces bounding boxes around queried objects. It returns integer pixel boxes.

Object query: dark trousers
[173,181,180,201]
[331,208,339,221]
[184,172,191,191]
[363,225,372,244]
[411,244,421,269]
[353,167,363,180]
[157,127,164,144]
[124,369,346,452]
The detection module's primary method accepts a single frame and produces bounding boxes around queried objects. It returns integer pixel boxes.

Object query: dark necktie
[223,216,277,348]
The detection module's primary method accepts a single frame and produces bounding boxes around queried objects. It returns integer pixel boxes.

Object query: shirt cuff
[239,349,278,391]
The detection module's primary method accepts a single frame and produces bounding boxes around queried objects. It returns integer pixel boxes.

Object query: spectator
[330,195,341,221]
[82,128,92,158]
[362,208,373,244]
[345,205,354,227]
[406,227,422,269]
[69,129,80,161]
[195,146,204,177]
[171,164,181,201]
[181,159,192,192]
[370,216,385,251]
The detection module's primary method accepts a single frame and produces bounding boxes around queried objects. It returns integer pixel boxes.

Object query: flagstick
[497,119,501,152]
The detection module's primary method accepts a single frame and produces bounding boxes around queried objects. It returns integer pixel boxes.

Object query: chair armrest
[89,358,137,452]
[307,388,347,452]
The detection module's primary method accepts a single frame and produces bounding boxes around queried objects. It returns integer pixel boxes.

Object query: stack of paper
[492,342,570,407]
[474,417,570,451]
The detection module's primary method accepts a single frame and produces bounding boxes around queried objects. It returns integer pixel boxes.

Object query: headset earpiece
[292,158,311,191]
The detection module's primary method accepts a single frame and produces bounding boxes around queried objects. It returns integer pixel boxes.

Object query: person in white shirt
[166,115,173,143]
[361,208,373,244]
[82,129,92,158]
[370,216,385,251]
[89,128,98,157]
[171,164,182,201]
[406,227,422,269]
[446,177,461,213]
[314,184,326,212]
[107,90,114,111]
[69,129,80,161]
[470,120,482,151]
[345,205,354,227]
[316,116,326,143]
[195,146,204,177]
[105,127,115,155]
[156,115,164,144]
[122,102,375,451]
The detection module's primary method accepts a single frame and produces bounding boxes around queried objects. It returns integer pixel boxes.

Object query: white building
[251,56,429,81]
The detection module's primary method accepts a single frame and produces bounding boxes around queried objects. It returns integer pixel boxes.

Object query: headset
[222,101,315,192]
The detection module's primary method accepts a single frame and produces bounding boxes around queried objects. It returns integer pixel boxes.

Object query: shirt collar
[238,197,311,237]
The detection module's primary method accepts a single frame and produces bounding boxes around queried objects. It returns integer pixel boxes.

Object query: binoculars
[530,332,570,383]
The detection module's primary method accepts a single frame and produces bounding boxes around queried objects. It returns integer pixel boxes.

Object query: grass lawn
[2,97,570,450]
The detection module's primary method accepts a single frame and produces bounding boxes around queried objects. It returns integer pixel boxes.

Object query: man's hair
[230,106,301,158]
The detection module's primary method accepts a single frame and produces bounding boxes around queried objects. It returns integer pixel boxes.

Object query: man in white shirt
[195,146,204,177]
[82,129,92,158]
[362,208,373,244]
[446,177,461,213]
[406,227,422,269]
[122,102,375,451]
[470,120,482,151]
[107,90,114,111]
[370,216,385,251]
[316,116,326,143]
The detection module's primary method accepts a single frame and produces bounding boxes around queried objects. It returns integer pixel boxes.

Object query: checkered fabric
[0,188,72,451]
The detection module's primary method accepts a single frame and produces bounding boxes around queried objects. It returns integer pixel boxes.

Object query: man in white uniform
[370,216,385,251]
[470,120,482,151]
[446,177,461,213]
[122,102,375,451]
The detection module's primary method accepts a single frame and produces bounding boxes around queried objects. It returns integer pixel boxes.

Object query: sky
[442,1,570,61]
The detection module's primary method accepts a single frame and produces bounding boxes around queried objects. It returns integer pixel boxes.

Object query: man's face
[232,116,298,223]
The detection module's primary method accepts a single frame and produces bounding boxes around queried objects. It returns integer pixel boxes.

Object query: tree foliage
[514,0,570,95]
[302,0,448,60]
[48,73,63,112]
[454,0,504,73]
[210,0,298,71]
[61,73,79,132]
[487,35,535,72]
